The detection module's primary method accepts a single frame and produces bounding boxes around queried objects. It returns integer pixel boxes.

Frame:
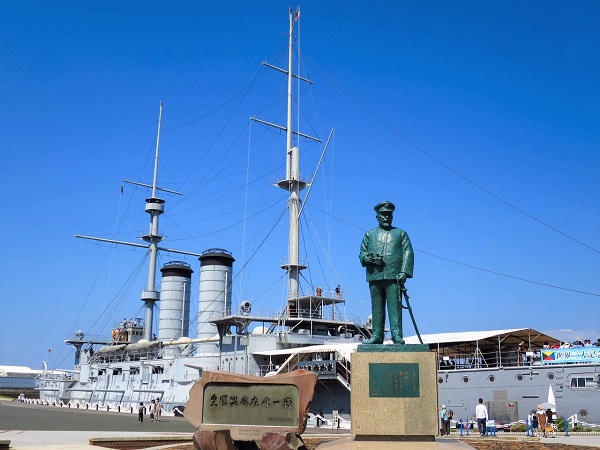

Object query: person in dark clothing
[138,402,145,423]
[545,409,555,437]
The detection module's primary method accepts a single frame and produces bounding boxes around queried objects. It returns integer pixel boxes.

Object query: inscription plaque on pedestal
[369,363,419,398]
[351,347,438,439]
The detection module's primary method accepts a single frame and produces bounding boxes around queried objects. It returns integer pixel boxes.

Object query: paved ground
[1,400,599,449]
[463,435,600,449]
[0,401,195,432]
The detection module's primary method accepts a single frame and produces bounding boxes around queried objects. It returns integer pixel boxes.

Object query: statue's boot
[364,307,384,344]
[389,293,404,345]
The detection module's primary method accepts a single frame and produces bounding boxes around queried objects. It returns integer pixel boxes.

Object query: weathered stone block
[185,370,317,449]
[351,346,437,439]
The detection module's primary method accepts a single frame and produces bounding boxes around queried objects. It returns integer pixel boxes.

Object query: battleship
[270,328,600,426]
[35,7,369,416]
[33,9,599,428]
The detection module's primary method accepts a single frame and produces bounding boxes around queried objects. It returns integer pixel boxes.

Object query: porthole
[516,375,523,381]
[547,373,555,380]
[488,375,495,382]
[462,376,469,383]
[438,377,444,384]
[579,409,589,419]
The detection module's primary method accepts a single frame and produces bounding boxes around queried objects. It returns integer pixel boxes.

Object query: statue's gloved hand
[363,253,379,266]
[396,273,407,283]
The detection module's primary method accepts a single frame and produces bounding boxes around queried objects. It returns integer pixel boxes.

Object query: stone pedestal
[351,344,437,441]
[316,345,470,449]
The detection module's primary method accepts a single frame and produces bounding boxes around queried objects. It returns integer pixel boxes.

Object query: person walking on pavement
[546,408,555,438]
[476,398,488,436]
[149,399,156,422]
[138,402,145,423]
[155,398,162,422]
[537,405,547,437]
[439,405,450,436]
[532,412,539,436]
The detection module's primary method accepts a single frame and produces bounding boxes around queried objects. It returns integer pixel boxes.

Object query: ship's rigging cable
[231,206,288,305]
[163,53,287,198]
[304,213,369,324]
[303,55,598,255]
[306,203,599,298]
[417,249,600,297]
[239,120,253,309]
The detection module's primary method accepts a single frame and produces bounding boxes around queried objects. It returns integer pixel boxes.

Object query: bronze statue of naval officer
[359,201,414,345]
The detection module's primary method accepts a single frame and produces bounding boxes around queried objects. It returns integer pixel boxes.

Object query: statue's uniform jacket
[360,226,414,281]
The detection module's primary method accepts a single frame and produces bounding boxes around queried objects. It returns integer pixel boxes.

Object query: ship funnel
[197,249,235,341]
[159,261,193,344]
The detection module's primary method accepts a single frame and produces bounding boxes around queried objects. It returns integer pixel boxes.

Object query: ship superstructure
[270,328,600,425]
[35,8,368,414]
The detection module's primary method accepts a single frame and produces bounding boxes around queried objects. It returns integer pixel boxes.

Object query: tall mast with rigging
[252,7,320,300]
[139,102,165,341]
[75,102,203,342]
[283,7,304,300]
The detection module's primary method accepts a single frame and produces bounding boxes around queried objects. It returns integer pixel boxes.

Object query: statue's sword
[399,281,423,344]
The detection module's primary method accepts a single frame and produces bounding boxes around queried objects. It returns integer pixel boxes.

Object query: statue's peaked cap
[374,201,395,212]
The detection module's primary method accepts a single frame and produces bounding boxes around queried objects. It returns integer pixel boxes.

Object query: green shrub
[556,417,565,432]
[511,423,526,432]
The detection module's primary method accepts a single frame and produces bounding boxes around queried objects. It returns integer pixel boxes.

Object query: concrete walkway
[4,430,600,449]
[540,434,600,447]
[0,430,190,449]
[2,401,599,448]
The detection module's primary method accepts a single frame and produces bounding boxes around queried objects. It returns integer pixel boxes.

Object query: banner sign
[541,348,600,364]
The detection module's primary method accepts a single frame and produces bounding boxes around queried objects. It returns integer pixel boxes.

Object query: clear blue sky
[1,1,598,370]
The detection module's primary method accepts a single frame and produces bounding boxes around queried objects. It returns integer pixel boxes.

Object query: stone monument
[184,370,317,450]
[317,201,441,449]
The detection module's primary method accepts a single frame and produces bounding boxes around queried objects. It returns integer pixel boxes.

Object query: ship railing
[438,349,502,370]
[90,349,161,364]
[35,372,73,381]
[566,414,600,429]
[437,349,557,369]
[226,305,284,320]
[292,309,323,319]
[336,359,351,384]
[294,359,352,390]
[257,364,280,376]
[64,333,111,342]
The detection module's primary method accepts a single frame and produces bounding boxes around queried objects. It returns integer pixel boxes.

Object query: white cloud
[544,329,600,344]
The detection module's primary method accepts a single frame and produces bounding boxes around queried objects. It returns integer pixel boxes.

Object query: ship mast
[251,7,320,300]
[76,102,203,342]
[283,8,303,300]
[140,102,165,341]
